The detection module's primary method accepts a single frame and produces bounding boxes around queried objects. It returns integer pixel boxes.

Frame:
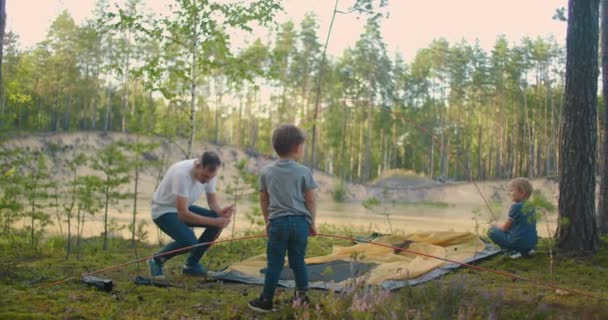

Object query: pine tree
[556,0,600,253]
[92,143,133,251]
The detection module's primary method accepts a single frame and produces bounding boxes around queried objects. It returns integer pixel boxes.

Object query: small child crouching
[488,177,537,257]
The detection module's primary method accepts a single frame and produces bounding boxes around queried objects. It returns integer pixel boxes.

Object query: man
[148,151,234,279]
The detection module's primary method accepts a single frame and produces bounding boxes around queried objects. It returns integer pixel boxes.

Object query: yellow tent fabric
[222,231,486,286]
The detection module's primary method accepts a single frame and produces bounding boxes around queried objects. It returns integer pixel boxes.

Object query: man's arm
[206,193,223,214]
[304,189,317,235]
[206,192,234,218]
[176,196,229,228]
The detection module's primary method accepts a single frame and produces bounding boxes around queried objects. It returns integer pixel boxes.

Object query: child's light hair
[508,177,533,199]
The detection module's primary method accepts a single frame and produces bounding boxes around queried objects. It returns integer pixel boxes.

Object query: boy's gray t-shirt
[259,159,318,225]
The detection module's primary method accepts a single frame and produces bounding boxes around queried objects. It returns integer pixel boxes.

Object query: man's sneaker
[248,296,274,313]
[182,263,208,276]
[293,291,310,306]
[148,258,165,280]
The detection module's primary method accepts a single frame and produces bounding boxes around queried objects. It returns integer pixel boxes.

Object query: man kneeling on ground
[148,151,234,279]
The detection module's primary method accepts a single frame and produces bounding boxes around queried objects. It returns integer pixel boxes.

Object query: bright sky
[7,0,567,60]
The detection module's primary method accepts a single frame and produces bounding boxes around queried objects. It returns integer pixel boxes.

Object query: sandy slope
[3,132,560,243]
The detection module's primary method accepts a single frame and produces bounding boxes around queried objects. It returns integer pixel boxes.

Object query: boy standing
[248,125,318,313]
[488,177,538,257]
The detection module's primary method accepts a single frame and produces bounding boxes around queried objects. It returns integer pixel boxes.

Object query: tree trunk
[544,78,549,176]
[64,94,72,131]
[477,115,483,180]
[30,192,37,248]
[132,137,140,248]
[76,206,81,259]
[549,83,556,176]
[188,49,197,158]
[53,192,64,240]
[77,206,86,260]
[522,83,534,178]
[122,32,131,133]
[429,133,434,179]
[365,97,374,181]
[498,98,505,178]
[391,121,397,169]
[357,117,364,181]
[92,66,101,130]
[556,0,600,253]
[214,76,223,145]
[379,129,385,176]
[54,93,61,132]
[341,103,349,180]
[311,0,339,170]
[599,0,608,235]
[510,106,518,178]
[104,84,111,132]
[440,122,446,180]
[0,0,5,117]
[103,178,110,251]
[66,209,71,259]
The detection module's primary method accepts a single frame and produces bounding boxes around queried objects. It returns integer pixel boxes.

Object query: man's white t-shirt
[151,159,217,220]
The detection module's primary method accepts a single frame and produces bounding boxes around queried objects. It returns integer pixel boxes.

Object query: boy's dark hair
[200,151,221,171]
[272,124,306,157]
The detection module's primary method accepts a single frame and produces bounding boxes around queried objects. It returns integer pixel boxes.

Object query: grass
[1,227,607,319]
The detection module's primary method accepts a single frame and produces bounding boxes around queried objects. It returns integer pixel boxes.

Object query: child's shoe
[248,296,274,312]
[509,251,522,259]
[522,249,535,257]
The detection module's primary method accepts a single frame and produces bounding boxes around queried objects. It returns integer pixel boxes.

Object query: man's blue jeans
[262,215,309,300]
[153,205,220,266]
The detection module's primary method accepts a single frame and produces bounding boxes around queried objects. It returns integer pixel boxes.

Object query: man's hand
[214,216,231,228]
[219,204,235,218]
[308,224,317,237]
[265,222,270,237]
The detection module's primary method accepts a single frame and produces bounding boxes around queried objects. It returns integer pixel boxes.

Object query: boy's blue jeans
[153,205,220,266]
[262,215,309,300]
[488,226,533,254]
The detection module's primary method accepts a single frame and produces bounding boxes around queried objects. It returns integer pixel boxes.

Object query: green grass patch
[1,229,607,319]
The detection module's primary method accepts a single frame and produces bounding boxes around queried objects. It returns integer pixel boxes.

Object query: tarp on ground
[209,231,501,291]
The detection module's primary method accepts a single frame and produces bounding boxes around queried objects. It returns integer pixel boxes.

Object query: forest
[0,0,582,182]
[1,0,608,319]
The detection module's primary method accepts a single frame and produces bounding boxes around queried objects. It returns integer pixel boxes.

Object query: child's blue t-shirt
[508,201,538,248]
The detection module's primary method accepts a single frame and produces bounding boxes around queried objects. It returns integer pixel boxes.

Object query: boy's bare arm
[501,219,513,232]
[304,189,317,234]
[260,191,270,224]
